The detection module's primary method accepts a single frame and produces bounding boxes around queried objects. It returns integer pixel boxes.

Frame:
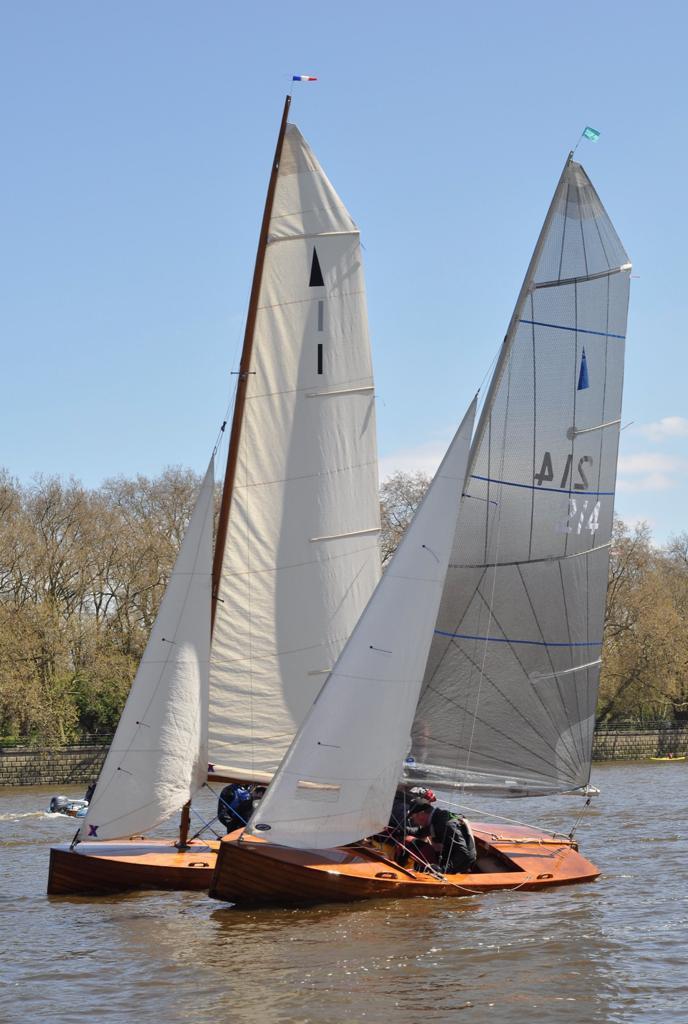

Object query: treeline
[1,468,686,745]
[0,468,203,744]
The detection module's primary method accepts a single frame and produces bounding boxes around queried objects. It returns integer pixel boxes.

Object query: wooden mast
[211,93,292,626]
[177,95,292,848]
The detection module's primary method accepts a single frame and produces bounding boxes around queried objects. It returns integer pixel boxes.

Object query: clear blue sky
[1,1,685,543]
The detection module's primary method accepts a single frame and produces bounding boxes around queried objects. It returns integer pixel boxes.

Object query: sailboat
[47,96,382,894]
[209,151,632,905]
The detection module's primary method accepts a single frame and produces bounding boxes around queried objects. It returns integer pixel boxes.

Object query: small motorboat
[48,795,89,818]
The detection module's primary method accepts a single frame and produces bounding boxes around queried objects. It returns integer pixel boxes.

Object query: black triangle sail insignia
[309,248,324,287]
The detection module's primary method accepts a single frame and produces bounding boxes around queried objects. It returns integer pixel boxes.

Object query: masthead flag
[293,75,317,82]
[582,126,601,142]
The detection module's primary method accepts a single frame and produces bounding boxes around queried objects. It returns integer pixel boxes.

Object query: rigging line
[382,833,543,897]
[188,804,223,840]
[568,795,592,841]
[445,798,576,839]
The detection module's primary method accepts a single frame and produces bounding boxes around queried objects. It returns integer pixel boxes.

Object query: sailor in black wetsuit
[407,801,477,873]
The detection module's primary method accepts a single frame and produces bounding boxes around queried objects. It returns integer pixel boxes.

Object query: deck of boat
[209,822,600,906]
[47,838,220,895]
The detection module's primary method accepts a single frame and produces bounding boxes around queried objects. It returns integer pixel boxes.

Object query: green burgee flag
[583,126,601,141]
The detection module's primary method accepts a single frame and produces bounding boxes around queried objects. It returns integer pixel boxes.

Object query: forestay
[78,462,214,841]
[208,124,381,782]
[410,157,631,797]
[247,399,476,849]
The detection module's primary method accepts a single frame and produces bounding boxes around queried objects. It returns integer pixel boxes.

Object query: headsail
[208,124,381,782]
[247,399,476,848]
[410,158,631,797]
[78,461,214,841]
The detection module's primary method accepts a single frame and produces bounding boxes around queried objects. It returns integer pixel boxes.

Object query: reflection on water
[1,768,687,1023]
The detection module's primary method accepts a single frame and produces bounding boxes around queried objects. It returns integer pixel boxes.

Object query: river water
[0,762,686,1024]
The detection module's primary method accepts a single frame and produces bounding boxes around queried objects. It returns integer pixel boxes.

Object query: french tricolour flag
[293,74,317,82]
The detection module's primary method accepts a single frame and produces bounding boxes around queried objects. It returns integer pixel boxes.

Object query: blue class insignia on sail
[577,347,589,390]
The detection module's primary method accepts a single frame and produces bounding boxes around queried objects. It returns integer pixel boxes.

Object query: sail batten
[533,262,631,290]
[411,159,630,797]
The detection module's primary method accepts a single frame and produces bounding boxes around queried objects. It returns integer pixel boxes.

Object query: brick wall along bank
[1,729,688,786]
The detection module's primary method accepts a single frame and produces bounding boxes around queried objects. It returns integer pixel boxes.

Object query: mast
[211,94,292,627]
[178,96,291,847]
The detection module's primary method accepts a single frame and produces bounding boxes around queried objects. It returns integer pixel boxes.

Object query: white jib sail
[411,158,631,797]
[78,461,213,842]
[208,123,381,782]
[247,398,477,849]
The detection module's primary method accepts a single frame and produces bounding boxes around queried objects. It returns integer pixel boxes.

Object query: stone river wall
[591,727,688,762]
[0,745,107,788]
[1,728,688,786]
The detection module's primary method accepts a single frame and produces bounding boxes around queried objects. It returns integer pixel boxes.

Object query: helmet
[409,786,436,803]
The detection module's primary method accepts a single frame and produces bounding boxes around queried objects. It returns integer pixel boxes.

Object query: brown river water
[0,762,686,1024]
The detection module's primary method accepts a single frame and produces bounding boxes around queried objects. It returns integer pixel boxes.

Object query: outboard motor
[49,795,69,814]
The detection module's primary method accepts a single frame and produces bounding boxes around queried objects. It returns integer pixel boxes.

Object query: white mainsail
[247,399,477,848]
[410,157,631,797]
[78,461,214,841]
[208,123,381,782]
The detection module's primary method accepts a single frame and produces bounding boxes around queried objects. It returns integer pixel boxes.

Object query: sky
[1,1,686,544]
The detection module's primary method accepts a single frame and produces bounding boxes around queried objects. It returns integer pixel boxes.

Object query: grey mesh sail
[409,157,631,797]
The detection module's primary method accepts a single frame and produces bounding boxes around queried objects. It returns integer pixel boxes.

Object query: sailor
[217,783,253,834]
[388,786,436,832]
[406,801,477,874]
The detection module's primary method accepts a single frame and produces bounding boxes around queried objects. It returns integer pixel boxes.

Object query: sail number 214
[534,451,592,490]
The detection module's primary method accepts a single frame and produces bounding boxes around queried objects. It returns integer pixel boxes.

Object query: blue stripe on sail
[434,629,602,648]
[470,474,615,497]
[520,319,625,340]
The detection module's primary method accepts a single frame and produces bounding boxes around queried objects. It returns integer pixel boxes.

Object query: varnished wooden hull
[209,822,600,906]
[47,839,219,895]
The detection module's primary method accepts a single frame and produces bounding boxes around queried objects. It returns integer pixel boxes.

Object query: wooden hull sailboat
[209,151,632,909]
[47,95,382,896]
[48,839,219,896]
[209,826,599,906]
